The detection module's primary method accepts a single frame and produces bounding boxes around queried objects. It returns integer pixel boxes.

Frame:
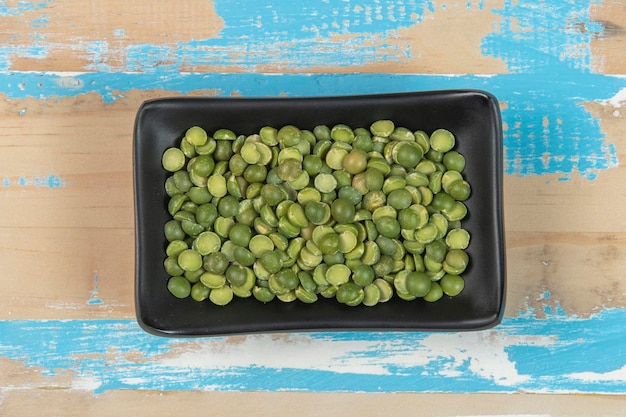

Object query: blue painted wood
[1,0,624,397]
[1,71,623,179]
[1,306,625,393]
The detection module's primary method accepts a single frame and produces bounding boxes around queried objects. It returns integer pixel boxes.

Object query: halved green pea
[207,175,227,198]
[447,179,471,201]
[382,176,406,195]
[405,171,429,187]
[413,130,430,153]
[243,164,268,183]
[423,281,443,302]
[390,126,415,141]
[372,254,394,277]
[228,224,252,247]
[343,149,368,174]
[253,286,276,303]
[277,125,302,147]
[362,283,381,306]
[276,290,297,302]
[213,128,236,141]
[259,126,278,145]
[177,249,203,272]
[429,171,443,194]
[415,222,438,244]
[373,278,393,302]
[297,271,317,293]
[167,276,191,298]
[444,249,469,274]
[405,271,431,297]
[162,148,186,172]
[330,198,356,224]
[168,194,187,217]
[200,271,226,289]
[164,256,184,277]
[288,170,310,190]
[374,216,401,239]
[195,137,216,155]
[361,241,381,265]
[370,120,394,137]
[305,201,331,225]
[430,213,449,239]
[446,228,470,249]
[259,250,283,274]
[337,186,362,206]
[180,219,202,237]
[185,126,208,146]
[287,203,309,228]
[173,171,193,192]
[330,124,355,143]
[387,189,413,210]
[220,240,237,262]
[213,140,232,161]
[352,264,375,287]
[295,286,318,303]
[248,235,274,257]
[314,173,338,193]
[209,285,234,305]
[196,203,218,228]
[190,282,210,302]
[214,216,235,239]
[443,201,468,221]
[362,191,386,213]
[269,233,289,251]
[313,125,331,141]
[194,231,221,255]
[275,269,299,291]
[338,230,358,254]
[393,142,423,169]
[443,151,465,172]
[318,232,341,255]
[440,274,465,296]
[336,282,363,304]
[278,216,301,238]
[183,268,204,285]
[429,129,455,152]
[166,240,188,258]
[187,186,211,205]
[326,264,351,286]
[363,168,384,191]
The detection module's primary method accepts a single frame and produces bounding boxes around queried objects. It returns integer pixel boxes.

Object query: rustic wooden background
[1,0,625,415]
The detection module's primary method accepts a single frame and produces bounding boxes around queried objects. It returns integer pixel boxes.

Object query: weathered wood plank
[1,0,625,404]
[2,390,626,417]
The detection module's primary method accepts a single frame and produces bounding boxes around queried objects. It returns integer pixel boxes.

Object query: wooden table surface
[2,1,626,415]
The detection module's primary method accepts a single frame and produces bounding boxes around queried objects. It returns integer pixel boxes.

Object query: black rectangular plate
[134,90,506,337]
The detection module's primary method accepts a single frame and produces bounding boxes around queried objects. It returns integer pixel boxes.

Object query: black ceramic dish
[134,90,505,337]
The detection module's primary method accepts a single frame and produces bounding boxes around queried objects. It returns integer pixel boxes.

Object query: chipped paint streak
[1,0,437,72]
[483,0,604,74]
[0,0,611,74]
[1,174,66,188]
[0,306,625,394]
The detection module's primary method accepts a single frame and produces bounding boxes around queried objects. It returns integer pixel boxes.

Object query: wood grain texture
[2,390,626,417]
[1,0,626,412]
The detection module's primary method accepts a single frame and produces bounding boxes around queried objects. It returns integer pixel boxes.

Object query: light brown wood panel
[1,389,626,417]
[1,90,625,319]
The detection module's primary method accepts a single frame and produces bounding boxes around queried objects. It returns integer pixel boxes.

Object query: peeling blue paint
[0,0,51,17]
[0,1,621,179]
[0,308,625,394]
[1,71,622,179]
[1,174,66,188]
[483,0,603,74]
